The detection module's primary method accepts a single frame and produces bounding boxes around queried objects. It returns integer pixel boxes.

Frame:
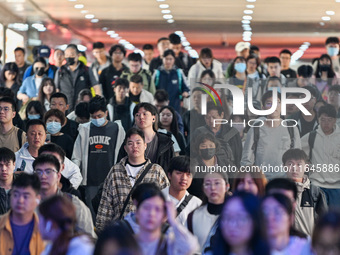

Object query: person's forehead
[130,82,142,87]
[35,162,56,170]
[207,109,220,115]
[0,160,14,164]
[12,186,36,194]
[91,110,106,115]
[268,62,280,66]
[65,48,77,54]
[127,134,143,142]
[28,124,45,132]
[0,102,12,107]
[51,97,66,104]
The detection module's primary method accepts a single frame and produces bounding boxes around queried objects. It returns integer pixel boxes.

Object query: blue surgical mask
[234,62,247,73]
[91,117,106,127]
[268,87,281,93]
[27,114,40,120]
[327,47,339,57]
[46,121,61,135]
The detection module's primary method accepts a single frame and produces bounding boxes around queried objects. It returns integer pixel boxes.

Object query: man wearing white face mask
[325,37,340,73]
[72,95,125,217]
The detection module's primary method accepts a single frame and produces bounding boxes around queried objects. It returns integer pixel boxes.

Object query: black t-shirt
[129,91,141,104]
[61,118,79,142]
[145,134,158,163]
[99,64,127,101]
[51,134,74,159]
[300,115,317,137]
[281,68,297,79]
[108,97,133,131]
[87,121,118,185]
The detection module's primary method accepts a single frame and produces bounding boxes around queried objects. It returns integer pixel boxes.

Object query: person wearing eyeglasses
[0,96,26,152]
[186,171,230,254]
[32,154,96,238]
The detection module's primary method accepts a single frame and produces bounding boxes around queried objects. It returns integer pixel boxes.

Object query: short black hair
[157,37,169,44]
[89,95,107,114]
[132,182,165,209]
[0,62,19,85]
[0,96,16,111]
[124,127,145,145]
[0,87,15,99]
[75,102,90,119]
[266,56,281,65]
[282,148,308,165]
[250,45,259,52]
[93,42,105,49]
[261,90,281,107]
[26,119,46,132]
[207,101,224,116]
[50,92,68,104]
[265,178,298,201]
[66,44,79,53]
[38,143,66,163]
[109,44,126,57]
[14,47,25,54]
[114,78,129,88]
[297,65,313,78]
[328,85,340,94]
[78,89,93,102]
[168,156,190,174]
[130,74,143,84]
[12,173,41,194]
[318,104,337,119]
[169,33,181,44]
[200,48,213,59]
[127,52,142,62]
[163,49,175,58]
[0,147,15,163]
[33,57,47,67]
[44,109,66,126]
[325,37,339,45]
[280,49,292,56]
[143,44,154,51]
[154,89,169,102]
[266,76,282,85]
[26,100,45,119]
[133,102,158,116]
[33,154,61,173]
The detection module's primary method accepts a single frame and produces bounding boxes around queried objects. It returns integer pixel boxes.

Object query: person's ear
[57,172,61,182]
[65,104,69,111]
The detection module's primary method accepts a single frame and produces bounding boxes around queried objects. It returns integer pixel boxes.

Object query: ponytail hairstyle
[39,195,78,255]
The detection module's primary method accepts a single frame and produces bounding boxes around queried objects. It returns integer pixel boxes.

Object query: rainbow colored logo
[197,82,222,106]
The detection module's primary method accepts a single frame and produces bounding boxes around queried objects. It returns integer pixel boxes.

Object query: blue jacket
[23,65,56,81]
[154,66,189,113]
[18,75,45,98]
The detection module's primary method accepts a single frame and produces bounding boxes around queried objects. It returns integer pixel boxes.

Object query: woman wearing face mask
[228,56,247,89]
[186,171,230,254]
[262,193,307,255]
[188,132,231,200]
[314,54,340,101]
[39,195,94,255]
[25,100,45,126]
[17,57,47,105]
[43,109,74,159]
[37,78,57,111]
[213,192,270,255]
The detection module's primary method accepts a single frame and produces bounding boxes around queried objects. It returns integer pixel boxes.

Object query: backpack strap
[177,69,183,99]
[287,125,295,149]
[251,122,262,161]
[154,69,160,88]
[176,194,193,216]
[308,130,317,162]
[17,128,23,148]
[119,163,153,220]
[187,211,194,233]
[121,219,134,234]
[143,69,152,91]
[223,127,239,143]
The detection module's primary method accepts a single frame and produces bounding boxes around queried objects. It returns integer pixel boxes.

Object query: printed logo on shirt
[89,136,111,145]
[80,76,84,81]
[172,79,178,84]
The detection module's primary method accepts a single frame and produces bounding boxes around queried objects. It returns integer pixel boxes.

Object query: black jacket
[117,132,174,172]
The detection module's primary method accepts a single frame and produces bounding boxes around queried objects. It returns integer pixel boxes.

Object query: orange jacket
[0,210,45,255]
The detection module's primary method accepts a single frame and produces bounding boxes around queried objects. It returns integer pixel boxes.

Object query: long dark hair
[213,192,270,255]
[37,77,56,106]
[39,195,83,255]
[315,54,336,79]
[25,100,46,120]
[0,62,19,84]
[159,105,179,138]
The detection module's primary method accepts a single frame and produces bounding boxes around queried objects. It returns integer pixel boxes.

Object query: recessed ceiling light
[167,19,175,23]
[243,15,252,20]
[336,0,340,3]
[244,27,252,31]
[320,22,325,26]
[157,0,165,1]
[244,10,253,14]
[81,10,89,13]
[303,42,311,46]
[161,9,171,14]
[68,0,76,1]
[102,27,108,31]
[85,14,95,19]
[175,31,183,35]
[106,30,115,35]
[91,19,99,23]
[242,20,251,24]
[246,0,256,2]
[163,14,173,19]
[159,4,169,8]
[246,5,254,8]
[326,11,335,15]
[110,33,119,38]
[74,4,84,8]
[321,16,331,21]
[182,41,190,47]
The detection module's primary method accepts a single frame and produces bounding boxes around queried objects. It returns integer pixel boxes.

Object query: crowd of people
[0,33,340,254]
